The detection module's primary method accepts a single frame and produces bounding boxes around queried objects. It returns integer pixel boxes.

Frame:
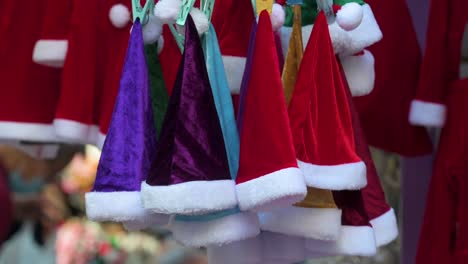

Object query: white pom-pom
[157,36,164,54]
[154,0,182,24]
[143,15,163,44]
[271,3,285,32]
[189,8,209,35]
[109,4,131,28]
[336,3,363,31]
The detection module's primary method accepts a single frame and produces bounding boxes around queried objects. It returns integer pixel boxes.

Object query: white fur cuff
[259,206,342,240]
[370,208,399,247]
[298,160,367,190]
[33,40,68,68]
[340,50,375,97]
[409,100,447,127]
[236,167,307,212]
[222,56,247,94]
[306,225,377,257]
[141,180,238,215]
[171,212,260,247]
[261,231,306,263]
[207,236,263,264]
[85,191,161,222]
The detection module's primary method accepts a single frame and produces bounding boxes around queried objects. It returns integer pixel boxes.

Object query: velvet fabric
[92,20,156,192]
[288,12,362,183]
[146,15,231,186]
[417,79,468,264]
[145,42,169,137]
[410,0,468,127]
[353,0,433,156]
[236,11,298,185]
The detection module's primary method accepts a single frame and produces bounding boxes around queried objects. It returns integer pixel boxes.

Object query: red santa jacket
[416,78,468,264]
[409,0,468,128]
[33,0,132,148]
[353,0,433,156]
[0,0,62,142]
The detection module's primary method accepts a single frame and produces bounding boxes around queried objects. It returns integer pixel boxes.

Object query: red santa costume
[409,0,468,128]
[0,0,62,142]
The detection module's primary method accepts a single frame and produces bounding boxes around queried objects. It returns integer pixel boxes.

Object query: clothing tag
[176,0,196,26]
[256,0,274,16]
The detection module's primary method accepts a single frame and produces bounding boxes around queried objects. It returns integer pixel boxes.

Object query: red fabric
[216,0,255,58]
[416,79,468,264]
[343,64,391,222]
[159,26,183,95]
[413,0,467,108]
[333,190,371,227]
[0,0,62,137]
[353,0,433,156]
[0,164,13,245]
[39,0,73,40]
[54,0,132,140]
[236,11,297,184]
[289,12,360,167]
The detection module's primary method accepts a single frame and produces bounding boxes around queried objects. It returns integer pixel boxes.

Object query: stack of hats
[85,0,398,263]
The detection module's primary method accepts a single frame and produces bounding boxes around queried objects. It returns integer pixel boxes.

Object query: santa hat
[306,190,377,256]
[32,0,72,67]
[259,6,341,241]
[85,20,169,229]
[344,70,399,246]
[289,12,366,191]
[165,23,260,247]
[141,14,237,215]
[216,0,256,94]
[235,10,307,212]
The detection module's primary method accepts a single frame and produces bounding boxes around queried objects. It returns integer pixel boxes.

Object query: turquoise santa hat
[85,19,169,229]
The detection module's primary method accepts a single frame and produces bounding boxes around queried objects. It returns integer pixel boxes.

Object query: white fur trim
[236,167,307,212]
[271,3,285,32]
[0,122,61,142]
[336,3,363,31]
[298,160,367,190]
[154,0,181,24]
[222,56,247,94]
[261,232,306,263]
[141,180,238,215]
[340,4,382,56]
[53,119,106,147]
[85,191,164,223]
[306,225,377,257]
[189,8,209,35]
[109,4,131,29]
[123,212,170,231]
[409,99,447,127]
[370,208,399,247]
[171,212,260,247]
[207,236,263,264]
[33,40,68,68]
[259,206,342,240]
[340,50,375,97]
[142,15,163,45]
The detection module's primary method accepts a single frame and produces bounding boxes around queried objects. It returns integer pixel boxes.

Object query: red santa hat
[289,12,366,191]
[235,10,307,212]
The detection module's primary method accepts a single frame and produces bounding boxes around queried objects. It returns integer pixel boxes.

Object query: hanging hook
[132,0,154,24]
[316,0,335,24]
[176,0,196,26]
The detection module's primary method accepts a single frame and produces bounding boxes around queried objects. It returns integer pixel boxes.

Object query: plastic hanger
[287,0,303,5]
[176,0,196,26]
[132,0,154,24]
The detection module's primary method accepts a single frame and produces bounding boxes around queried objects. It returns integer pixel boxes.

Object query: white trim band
[33,39,68,68]
[141,180,238,215]
[370,208,399,247]
[409,99,447,127]
[236,167,307,212]
[171,212,260,247]
[259,206,342,240]
[298,160,367,190]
